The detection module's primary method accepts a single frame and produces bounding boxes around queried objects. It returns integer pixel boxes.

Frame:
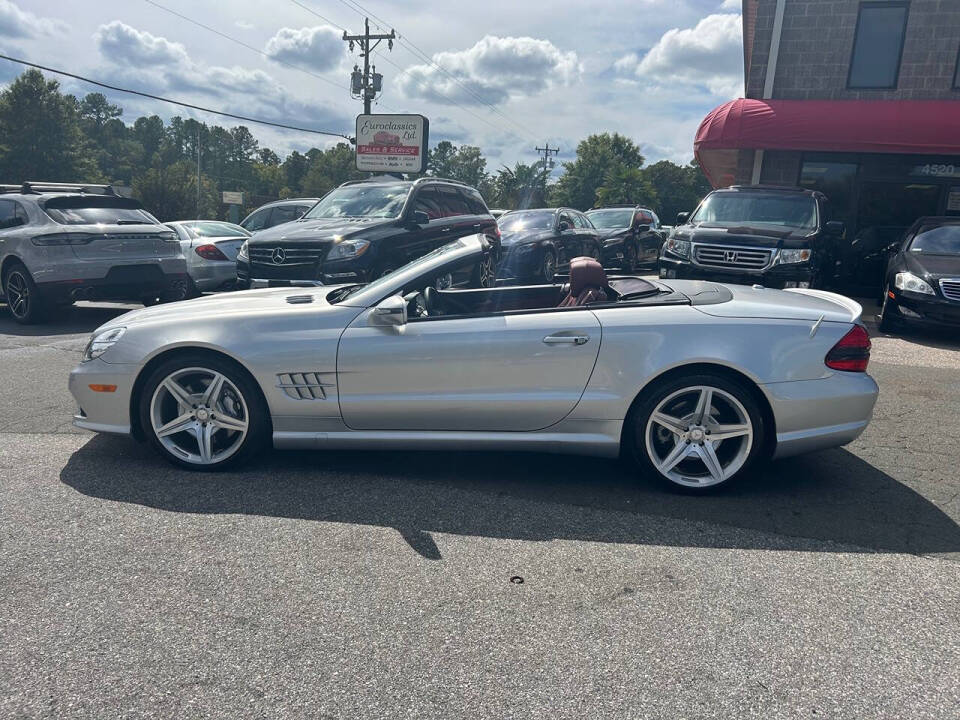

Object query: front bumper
[236,257,367,289]
[764,371,879,459]
[659,254,814,289]
[68,357,138,436]
[190,261,237,292]
[886,290,960,327]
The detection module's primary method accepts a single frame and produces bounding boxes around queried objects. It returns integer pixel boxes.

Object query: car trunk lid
[686,282,862,323]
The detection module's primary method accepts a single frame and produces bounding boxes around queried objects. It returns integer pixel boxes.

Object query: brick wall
[746,0,960,100]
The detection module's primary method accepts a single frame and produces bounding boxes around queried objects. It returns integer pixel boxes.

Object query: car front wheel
[539,249,557,282]
[878,286,900,334]
[139,354,269,470]
[628,373,766,492]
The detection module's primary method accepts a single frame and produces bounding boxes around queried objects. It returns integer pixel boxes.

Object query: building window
[848,2,910,89]
[954,46,960,89]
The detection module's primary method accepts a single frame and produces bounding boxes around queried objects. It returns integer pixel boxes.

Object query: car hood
[903,252,960,279]
[595,228,629,241]
[500,228,553,246]
[98,285,352,331]
[249,217,387,244]
[678,224,815,249]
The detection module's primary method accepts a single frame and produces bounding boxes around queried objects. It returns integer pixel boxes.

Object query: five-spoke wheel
[630,373,765,491]
[140,355,267,470]
[3,262,44,324]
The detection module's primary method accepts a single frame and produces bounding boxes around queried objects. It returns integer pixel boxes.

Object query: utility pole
[196,124,201,220]
[535,142,559,171]
[343,18,395,114]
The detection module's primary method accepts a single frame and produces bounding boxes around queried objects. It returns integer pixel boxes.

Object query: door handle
[543,334,590,345]
[441,226,452,232]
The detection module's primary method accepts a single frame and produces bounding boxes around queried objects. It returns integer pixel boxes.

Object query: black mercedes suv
[236,177,499,288]
[659,185,844,290]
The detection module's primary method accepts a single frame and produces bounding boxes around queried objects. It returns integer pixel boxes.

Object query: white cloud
[0,0,64,38]
[399,35,582,106]
[615,13,743,98]
[264,25,344,72]
[720,0,740,9]
[95,21,190,68]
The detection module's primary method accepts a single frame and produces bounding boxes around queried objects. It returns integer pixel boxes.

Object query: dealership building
[695,0,960,279]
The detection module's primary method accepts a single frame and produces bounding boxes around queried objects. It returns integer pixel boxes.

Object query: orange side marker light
[89,384,117,393]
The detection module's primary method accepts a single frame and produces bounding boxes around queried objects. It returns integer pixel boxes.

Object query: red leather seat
[559,256,608,307]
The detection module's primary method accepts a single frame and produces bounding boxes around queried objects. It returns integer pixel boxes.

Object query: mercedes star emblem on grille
[272,248,286,265]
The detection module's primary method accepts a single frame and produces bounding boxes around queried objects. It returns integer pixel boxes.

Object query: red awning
[694,98,960,187]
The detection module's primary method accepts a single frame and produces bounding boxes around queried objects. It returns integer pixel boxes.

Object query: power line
[0,53,353,140]
[142,0,347,93]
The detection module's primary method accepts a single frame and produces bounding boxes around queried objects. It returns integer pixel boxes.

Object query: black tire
[878,287,900,334]
[626,372,767,494]
[621,241,638,272]
[138,352,270,471]
[470,252,496,288]
[3,261,46,324]
[141,295,162,307]
[538,249,557,282]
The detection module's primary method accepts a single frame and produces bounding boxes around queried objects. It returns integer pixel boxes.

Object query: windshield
[44,202,156,226]
[691,193,817,230]
[587,209,633,229]
[182,221,250,238]
[909,224,960,254]
[304,183,410,219]
[498,210,555,232]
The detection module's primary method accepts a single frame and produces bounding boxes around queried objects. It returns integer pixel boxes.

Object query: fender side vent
[276,372,334,400]
[286,294,314,304]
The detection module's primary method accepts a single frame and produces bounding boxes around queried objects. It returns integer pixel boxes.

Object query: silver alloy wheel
[478,254,495,287]
[542,251,556,280]
[149,366,249,466]
[6,271,29,319]
[644,385,753,488]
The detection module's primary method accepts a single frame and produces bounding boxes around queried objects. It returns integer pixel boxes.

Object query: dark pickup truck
[658,185,844,290]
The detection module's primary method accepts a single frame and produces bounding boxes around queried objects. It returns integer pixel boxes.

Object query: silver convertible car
[69,235,878,491]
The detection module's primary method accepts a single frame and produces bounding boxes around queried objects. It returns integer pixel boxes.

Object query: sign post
[355,114,429,175]
[222,191,244,224]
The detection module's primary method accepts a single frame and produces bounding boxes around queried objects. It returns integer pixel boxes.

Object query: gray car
[69,234,878,492]
[239,198,319,234]
[0,182,188,324]
[165,220,250,293]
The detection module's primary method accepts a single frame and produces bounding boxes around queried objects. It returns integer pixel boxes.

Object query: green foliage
[0,69,713,223]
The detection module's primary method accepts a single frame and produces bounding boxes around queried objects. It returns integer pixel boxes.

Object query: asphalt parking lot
[1,297,959,719]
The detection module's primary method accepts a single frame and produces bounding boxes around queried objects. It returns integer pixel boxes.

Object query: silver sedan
[69,235,878,492]
[165,220,250,293]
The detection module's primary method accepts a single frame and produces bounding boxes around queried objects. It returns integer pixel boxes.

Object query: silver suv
[0,182,188,324]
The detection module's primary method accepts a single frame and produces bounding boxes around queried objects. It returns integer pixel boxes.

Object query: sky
[0,0,745,173]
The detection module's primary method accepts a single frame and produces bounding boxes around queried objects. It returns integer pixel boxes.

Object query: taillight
[825,325,871,372]
[195,244,228,261]
[31,233,96,246]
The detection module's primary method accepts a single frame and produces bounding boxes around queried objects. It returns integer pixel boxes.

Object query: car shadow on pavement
[0,302,133,337]
[60,435,960,560]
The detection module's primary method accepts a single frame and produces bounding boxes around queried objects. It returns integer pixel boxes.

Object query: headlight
[778,248,813,264]
[82,327,126,362]
[894,271,934,295]
[238,240,249,259]
[326,238,370,261]
[663,238,691,258]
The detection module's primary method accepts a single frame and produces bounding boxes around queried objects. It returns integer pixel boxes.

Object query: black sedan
[496,208,602,282]
[585,206,664,271]
[879,216,960,332]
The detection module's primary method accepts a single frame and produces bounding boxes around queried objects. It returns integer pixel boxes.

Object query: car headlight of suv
[237,240,249,260]
[663,237,691,259]
[326,238,370,261]
[778,248,813,264]
[82,327,126,362]
[894,271,935,295]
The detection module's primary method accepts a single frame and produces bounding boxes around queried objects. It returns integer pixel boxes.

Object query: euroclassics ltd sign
[355,114,429,174]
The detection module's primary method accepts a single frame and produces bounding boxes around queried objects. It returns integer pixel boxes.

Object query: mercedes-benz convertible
[69,234,878,491]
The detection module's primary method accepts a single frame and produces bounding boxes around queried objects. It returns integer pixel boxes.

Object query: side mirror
[825,220,845,237]
[636,224,651,233]
[885,240,902,253]
[372,295,407,327]
[558,220,571,232]
[410,210,430,226]
[676,212,690,225]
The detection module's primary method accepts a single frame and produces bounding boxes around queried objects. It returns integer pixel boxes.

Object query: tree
[132,159,219,221]
[595,165,658,208]
[550,133,646,210]
[492,162,550,210]
[301,143,362,197]
[0,70,98,181]
[641,159,712,224]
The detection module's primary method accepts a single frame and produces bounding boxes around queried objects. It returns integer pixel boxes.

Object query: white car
[165,221,250,293]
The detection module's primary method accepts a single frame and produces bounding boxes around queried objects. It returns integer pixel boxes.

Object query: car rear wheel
[628,372,766,493]
[139,354,269,471]
[622,241,638,272]
[539,249,557,282]
[3,262,45,324]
